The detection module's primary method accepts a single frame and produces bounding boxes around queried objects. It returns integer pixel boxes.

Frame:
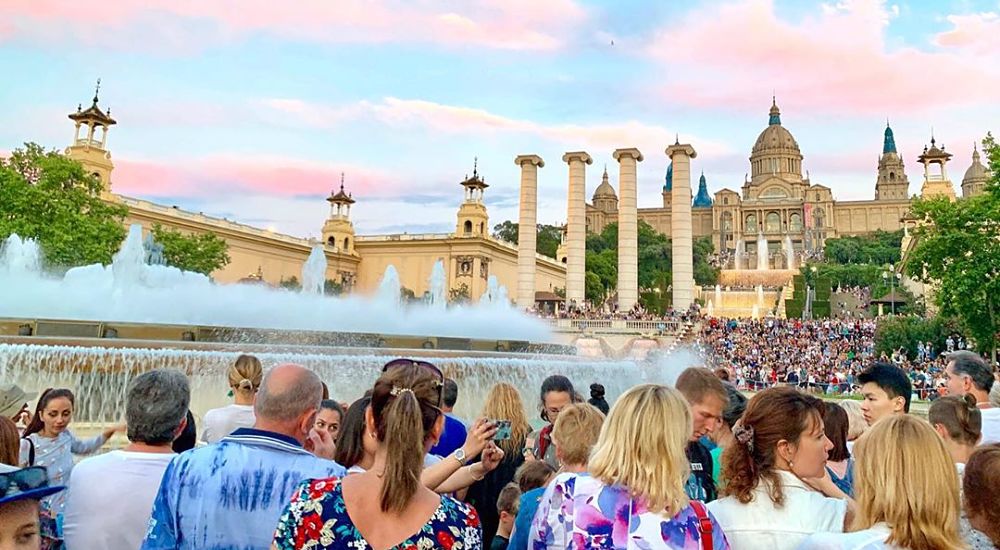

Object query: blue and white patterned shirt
[140,428,346,550]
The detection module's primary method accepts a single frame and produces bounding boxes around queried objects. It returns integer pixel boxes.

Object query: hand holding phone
[491,419,512,441]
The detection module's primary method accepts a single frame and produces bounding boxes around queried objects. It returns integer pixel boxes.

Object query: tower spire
[93,78,101,106]
[768,96,781,125]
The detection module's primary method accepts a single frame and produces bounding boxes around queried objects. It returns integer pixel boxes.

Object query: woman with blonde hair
[202,354,262,443]
[466,382,532,547]
[801,415,964,550]
[530,384,728,549]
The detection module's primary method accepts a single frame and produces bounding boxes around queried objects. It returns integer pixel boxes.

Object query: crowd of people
[1,347,999,549]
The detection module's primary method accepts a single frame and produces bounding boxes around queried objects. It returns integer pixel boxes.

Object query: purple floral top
[529,473,729,549]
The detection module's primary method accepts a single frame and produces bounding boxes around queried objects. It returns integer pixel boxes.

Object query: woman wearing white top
[708,387,852,550]
[201,354,262,443]
[800,414,965,550]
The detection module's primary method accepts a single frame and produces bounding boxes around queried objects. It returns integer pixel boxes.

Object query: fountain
[706,299,714,317]
[301,245,327,295]
[714,284,722,307]
[751,303,760,319]
[756,233,769,270]
[733,239,743,270]
[756,284,765,307]
[1,234,42,276]
[427,260,447,309]
[783,234,796,270]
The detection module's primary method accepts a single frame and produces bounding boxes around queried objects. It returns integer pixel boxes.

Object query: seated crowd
[0,348,998,550]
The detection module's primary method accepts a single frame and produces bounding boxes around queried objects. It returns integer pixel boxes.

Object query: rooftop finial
[340,171,345,191]
[93,78,101,105]
[674,133,680,145]
[473,156,478,178]
[931,127,936,146]
[769,96,781,125]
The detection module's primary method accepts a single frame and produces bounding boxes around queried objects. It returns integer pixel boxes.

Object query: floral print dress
[273,477,483,549]
[529,473,730,549]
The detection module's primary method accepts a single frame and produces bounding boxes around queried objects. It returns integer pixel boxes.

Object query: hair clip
[390,386,414,396]
[734,423,755,452]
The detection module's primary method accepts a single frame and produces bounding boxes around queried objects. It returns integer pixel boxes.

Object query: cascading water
[756,233,769,270]
[0,225,549,341]
[784,234,796,270]
[301,245,327,295]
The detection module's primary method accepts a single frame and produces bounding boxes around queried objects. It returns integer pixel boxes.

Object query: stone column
[666,142,698,311]
[613,148,644,311]
[562,151,592,306]
[514,155,545,310]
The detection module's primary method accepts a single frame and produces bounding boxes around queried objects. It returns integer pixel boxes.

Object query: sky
[1,0,998,239]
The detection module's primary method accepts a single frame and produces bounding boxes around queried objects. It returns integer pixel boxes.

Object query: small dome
[594,166,617,199]
[883,123,897,154]
[963,146,989,184]
[663,162,673,192]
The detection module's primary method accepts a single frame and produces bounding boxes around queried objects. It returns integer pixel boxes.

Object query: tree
[151,224,231,275]
[491,221,561,258]
[823,230,903,265]
[324,279,343,296]
[0,143,128,266]
[279,276,301,290]
[693,236,720,286]
[904,132,1000,357]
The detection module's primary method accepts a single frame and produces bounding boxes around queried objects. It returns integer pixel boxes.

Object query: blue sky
[1,0,997,238]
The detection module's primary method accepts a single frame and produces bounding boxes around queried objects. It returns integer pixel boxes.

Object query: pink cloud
[645,0,1000,115]
[0,0,586,52]
[934,11,1000,55]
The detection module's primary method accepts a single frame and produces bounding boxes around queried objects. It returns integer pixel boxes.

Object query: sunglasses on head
[0,466,50,499]
[381,358,444,406]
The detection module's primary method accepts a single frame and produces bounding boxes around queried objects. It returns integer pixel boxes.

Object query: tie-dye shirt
[529,473,730,549]
[141,428,346,550]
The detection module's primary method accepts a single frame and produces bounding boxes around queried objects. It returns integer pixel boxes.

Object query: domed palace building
[586,99,989,274]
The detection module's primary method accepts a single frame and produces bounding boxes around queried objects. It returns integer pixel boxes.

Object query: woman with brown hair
[708,387,851,550]
[202,354,263,443]
[963,444,1000,548]
[929,394,982,470]
[801,415,965,549]
[823,403,854,496]
[466,382,532,547]
[272,359,486,549]
[0,417,19,467]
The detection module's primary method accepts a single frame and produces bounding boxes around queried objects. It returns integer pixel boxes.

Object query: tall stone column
[514,155,545,309]
[562,151,592,306]
[613,148,643,311]
[666,142,697,311]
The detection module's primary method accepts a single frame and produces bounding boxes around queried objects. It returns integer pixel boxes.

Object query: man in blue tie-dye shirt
[141,364,346,550]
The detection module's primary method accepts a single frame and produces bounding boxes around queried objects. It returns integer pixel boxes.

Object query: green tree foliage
[492,221,561,258]
[0,143,128,266]
[279,276,301,290]
[324,279,343,296]
[151,224,231,275]
[874,315,963,360]
[693,236,721,286]
[904,133,1000,357]
[823,230,903,265]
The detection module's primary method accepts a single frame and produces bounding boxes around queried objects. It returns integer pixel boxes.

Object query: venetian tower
[65,80,116,199]
[875,123,910,200]
[962,145,991,198]
[322,174,356,253]
[917,135,957,201]
[456,159,490,237]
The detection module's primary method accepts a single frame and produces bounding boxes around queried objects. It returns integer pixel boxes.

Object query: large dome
[752,100,801,155]
[593,166,617,199]
[749,99,804,182]
[963,147,989,184]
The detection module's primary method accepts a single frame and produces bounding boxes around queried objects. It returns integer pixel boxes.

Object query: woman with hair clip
[929,394,982,473]
[19,388,123,516]
[273,359,489,549]
[801,415,965,550]
[202,354,262,443]
[708,387,851,550]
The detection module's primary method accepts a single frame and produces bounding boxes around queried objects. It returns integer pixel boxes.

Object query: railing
[547,319,681,332]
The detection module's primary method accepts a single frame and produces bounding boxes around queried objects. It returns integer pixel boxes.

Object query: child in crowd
[493,483,520,550]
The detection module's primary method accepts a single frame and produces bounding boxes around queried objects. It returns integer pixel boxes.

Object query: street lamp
[882,266,902,315]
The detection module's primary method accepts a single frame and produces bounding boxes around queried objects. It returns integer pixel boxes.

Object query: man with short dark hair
[676,367,729,502]
[430,378,467,457]
[944,350,999,444]
[142,364,344,550]
[64,369,190,550]
[858,362,912,426]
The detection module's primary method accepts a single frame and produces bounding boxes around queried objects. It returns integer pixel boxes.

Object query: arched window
[478,222,484,234]
[889,172,896,181]
[327,236,335,246]
[464,220,472,234]
[343,237,350,250]
[789,212,803,232]
[765,212,781,233]
[721,211,733,232]
[723,197,729,205]
[746,214,758,233]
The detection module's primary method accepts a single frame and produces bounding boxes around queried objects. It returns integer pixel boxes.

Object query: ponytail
[23,388,75,439]
[379,389,425,513]
[929,394,982,447]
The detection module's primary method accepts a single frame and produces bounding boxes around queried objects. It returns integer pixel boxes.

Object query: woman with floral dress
[272,359,490,549]
[529,384,729,549]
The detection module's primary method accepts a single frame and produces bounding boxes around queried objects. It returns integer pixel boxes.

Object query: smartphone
[491,419,512,441]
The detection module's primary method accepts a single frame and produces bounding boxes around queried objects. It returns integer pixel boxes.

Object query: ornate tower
[875,123,910,200]
[693,171,713,207]
[962,144,990,198]
[455,159,490,237]
[917,135,957,201]
[322,174,357,253]
[662,161,673,208]
[65,80,116,199]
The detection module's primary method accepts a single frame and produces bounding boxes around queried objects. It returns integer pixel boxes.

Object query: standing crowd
[1,348,999,549]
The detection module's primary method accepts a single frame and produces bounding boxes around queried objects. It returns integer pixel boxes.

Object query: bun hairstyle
[23,388,76,438]
[721,386,825,507]
[228,354,263,395]
[589,383,605,400]
[370,362,443,513]
[929,394,982,447]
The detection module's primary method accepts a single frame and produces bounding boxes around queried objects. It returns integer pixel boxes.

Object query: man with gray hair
[142,363,343,550]
[944,350,1000,445]
[63,368,191,550]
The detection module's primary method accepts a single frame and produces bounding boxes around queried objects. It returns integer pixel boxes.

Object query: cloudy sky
[1,0,998,238]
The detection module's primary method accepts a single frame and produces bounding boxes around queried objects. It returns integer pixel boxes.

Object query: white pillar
[562,151,591,305]
[613,148,643,311]
[515,155,544,310]
[666,143,697,311]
